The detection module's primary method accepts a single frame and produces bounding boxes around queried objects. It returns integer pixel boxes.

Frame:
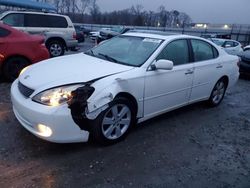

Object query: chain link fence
[77,23,250,46]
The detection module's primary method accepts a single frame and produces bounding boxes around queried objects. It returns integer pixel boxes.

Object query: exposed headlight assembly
[32,84,85,106]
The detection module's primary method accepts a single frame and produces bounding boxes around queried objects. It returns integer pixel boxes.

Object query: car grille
[18,81,34,98]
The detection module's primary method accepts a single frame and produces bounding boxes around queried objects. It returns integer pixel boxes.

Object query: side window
[24,14,68,28]
[212,46,219,58]
[233,42,239,47]
[2,13,24,27]
[25,14,47,27]
[0,27,10,37]
[156,39,189,66]
[47,16,68,28]
[191,39,214,62]
[224,41,234,48]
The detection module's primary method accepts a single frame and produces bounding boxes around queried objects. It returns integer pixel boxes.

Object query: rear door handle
[185,69,194,75]
[216,64,223,68]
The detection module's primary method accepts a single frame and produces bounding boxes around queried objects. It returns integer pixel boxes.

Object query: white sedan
[210,38,243,55]
[11,32,239,144]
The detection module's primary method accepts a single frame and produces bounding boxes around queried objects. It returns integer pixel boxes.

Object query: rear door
[189,39,222,103]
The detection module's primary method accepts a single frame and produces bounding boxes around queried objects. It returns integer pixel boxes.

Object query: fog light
[37,124,52,137]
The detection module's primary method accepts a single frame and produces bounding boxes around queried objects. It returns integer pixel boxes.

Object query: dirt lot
[0,41,250,187]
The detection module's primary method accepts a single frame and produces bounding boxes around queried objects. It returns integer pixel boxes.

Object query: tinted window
[25,14,68,28]
[0,27,10,37]
[2,13,24,27]
[156,39,189,66]
[191,40,214,62]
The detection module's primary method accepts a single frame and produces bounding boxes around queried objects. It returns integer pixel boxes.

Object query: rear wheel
[47,40,65,57]
[208,78,227,107]
[90,97,136,145]
[3,57,30,82]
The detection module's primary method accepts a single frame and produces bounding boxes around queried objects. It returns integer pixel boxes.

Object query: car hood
[19,53,134,90]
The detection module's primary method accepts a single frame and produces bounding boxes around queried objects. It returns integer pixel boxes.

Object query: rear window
[24,14,68,28]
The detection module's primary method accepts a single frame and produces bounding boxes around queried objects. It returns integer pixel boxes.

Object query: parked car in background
[0,23,49,81]
[201,33,231,39]
[238,50,250,76]
[210,38,243,55]
[79,26,91,36]
[243,45,250,51]
[11,32,239,144]
[96,26,130,44]
[0,11,78,57]
[74,25,85,43]
[89,28,111,41]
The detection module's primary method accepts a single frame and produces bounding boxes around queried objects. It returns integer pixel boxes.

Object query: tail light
[73,32,77,39]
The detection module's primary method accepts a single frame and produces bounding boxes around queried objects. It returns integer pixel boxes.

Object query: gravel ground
[0,40,250,188]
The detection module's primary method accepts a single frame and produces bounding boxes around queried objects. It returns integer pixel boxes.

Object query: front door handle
[185,69,194,75]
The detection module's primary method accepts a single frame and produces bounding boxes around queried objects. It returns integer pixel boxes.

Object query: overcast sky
[97,0,250,24]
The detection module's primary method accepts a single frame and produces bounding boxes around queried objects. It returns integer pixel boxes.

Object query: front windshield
[85,36,163,67]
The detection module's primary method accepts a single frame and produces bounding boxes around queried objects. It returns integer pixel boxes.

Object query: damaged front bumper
[11,80,89,143]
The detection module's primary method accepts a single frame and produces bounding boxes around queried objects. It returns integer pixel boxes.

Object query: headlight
[32,84,84,106]
[19,66,30,76]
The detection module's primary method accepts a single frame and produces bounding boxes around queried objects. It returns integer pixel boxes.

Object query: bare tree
[89,0,100,23]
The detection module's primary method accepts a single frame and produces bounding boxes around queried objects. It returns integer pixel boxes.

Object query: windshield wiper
[85,49,95,56]
[98,53,119,63]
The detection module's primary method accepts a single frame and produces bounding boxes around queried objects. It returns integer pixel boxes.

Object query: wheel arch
[115,92,138,115]
[1,55,31,72]
[219,75,229,88]
[45,37,66,48]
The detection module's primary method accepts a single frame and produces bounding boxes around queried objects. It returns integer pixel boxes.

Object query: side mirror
[151,59,173,70]
[225,44,231,48]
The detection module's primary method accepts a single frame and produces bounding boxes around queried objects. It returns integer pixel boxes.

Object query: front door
[143,39,194,118]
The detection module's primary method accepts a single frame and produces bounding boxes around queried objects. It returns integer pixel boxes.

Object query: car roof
[123,31,202,41]
[211,38,239,43]
[0,11,67,18]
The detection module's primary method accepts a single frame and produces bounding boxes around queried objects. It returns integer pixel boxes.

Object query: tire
[47,40,65,57]
[90,97,136,145]
[207,78,227,107]
[3,57,30,82]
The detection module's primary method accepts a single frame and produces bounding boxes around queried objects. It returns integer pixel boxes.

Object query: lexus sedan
[11,32,239,144]
[0,23,49,81]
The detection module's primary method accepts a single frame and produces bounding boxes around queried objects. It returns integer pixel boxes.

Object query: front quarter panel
[86,68,145,119]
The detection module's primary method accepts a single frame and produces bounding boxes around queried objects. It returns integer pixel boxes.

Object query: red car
[0,23,49,81]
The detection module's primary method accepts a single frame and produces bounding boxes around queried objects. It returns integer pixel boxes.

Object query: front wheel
[90,97,136,145]
[3,57,30,82]
[208,79,227,107]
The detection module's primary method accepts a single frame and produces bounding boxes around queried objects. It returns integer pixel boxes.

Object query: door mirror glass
[152,59,173,70]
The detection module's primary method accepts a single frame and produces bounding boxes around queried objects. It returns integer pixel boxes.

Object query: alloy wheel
[101,104,131,140]
[212,81,225,104]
